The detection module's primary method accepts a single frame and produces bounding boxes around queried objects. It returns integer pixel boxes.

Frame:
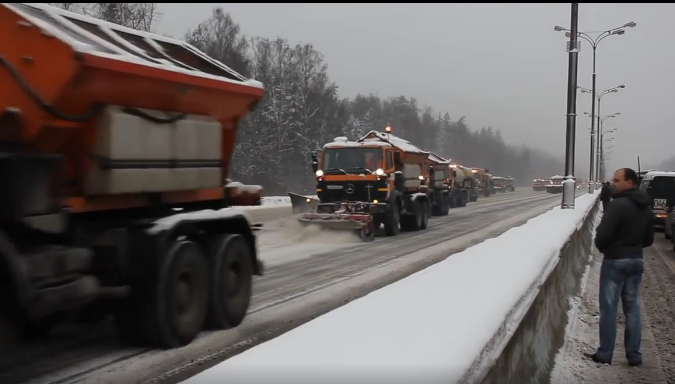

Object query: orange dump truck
[299,129,432,241]
[0,3,265,351]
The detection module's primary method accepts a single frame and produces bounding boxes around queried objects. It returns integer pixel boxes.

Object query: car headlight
[315,170,324,177]
[374,168,385,176]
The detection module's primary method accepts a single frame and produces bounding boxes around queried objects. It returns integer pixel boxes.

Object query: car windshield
[321,147,383,174]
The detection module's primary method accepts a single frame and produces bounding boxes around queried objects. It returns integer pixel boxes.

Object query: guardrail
[182,192,600,384]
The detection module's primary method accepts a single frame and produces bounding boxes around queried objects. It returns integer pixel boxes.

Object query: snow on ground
[255,216,361,267]
[551,250,667,384]
[181,193,599,384]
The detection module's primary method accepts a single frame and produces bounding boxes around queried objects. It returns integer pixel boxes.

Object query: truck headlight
[374,168,385,176]
[315,170,324,177]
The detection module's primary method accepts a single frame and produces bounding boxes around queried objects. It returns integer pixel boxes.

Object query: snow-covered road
[5,189,563,384]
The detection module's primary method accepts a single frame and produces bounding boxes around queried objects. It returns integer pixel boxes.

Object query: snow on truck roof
[5,3,263,90]
[428,152,451,165]
[322,130,428,155]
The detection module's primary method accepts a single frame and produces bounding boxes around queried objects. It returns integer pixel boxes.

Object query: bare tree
[49,3,161,32]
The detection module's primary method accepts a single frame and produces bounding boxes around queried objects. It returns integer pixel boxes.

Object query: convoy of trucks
[0,3,266,352]
[493,176,515,193]
[292,127,518,242]
[471,168,494,196]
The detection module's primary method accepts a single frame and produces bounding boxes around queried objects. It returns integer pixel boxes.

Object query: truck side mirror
[311,151,318,173]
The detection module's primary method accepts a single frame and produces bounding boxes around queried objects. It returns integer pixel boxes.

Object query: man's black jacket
[599,185,612,202]
[595,188,654,259]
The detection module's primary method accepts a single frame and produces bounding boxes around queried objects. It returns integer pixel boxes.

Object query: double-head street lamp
[595,109,621,182]
[577,84,625,190]
[603,144,615,179]
[584,111,620,181]
[599,124,618,181]
[554,21,636,193]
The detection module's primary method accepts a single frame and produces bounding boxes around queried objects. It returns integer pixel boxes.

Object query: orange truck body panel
[0,3,264,213]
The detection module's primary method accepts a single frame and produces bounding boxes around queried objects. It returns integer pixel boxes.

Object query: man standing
[586,168,654,366]
[599,181,612,211]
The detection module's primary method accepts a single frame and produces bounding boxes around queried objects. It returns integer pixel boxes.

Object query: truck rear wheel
[156,240,209,347]
[420,200,429,229]
[401,200,422,231]
[116,239,208,348]
[207,234,253,329]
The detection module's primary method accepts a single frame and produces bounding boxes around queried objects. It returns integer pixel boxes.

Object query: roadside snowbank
[182,193,599,384]
[259,196,291,207]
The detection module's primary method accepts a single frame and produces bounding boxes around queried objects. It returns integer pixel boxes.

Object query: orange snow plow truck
[0,3,265,352]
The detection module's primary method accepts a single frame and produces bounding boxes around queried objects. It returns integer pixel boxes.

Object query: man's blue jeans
[597,257,644,362]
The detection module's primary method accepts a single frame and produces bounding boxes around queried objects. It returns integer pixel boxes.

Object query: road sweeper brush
[298,201,377,242]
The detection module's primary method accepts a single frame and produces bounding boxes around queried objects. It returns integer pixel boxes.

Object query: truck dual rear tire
[116,232,256,348]
[158,240,209,347]
[207,234,253,329]
[420,201,429,229]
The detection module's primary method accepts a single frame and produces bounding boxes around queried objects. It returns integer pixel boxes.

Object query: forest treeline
[50,3,568,194]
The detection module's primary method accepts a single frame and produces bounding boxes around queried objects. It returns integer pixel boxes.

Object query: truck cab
[309,130,431,236]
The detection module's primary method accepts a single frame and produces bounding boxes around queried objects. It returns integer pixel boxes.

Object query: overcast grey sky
[157,3,675,175]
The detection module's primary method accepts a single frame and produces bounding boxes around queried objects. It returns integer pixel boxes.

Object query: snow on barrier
[181,192,600,384]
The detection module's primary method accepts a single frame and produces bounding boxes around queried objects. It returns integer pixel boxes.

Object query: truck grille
[318,181,386,203]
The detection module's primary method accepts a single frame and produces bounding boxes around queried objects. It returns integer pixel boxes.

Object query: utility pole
[562,3,579,209]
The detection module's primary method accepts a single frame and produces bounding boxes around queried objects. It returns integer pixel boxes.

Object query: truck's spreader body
[0,3,265,351]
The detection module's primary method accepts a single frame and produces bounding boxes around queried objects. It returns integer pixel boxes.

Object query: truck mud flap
[289,192,319,214]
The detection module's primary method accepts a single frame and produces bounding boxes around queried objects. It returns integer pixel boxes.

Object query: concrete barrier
[180,193,601,384]
[480,194,600,383]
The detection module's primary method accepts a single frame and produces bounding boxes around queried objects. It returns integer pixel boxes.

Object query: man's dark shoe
[583,352,612,365]
[628,359,643,367]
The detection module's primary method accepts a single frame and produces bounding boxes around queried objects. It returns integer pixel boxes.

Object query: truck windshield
[322,147,383,173]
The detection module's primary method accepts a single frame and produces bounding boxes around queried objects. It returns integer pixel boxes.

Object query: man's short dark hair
[620,168,639,185]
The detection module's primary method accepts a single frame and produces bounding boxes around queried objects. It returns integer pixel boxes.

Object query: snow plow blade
[289,192,319,214]
[298,216,365,230]
[298,212,376,242]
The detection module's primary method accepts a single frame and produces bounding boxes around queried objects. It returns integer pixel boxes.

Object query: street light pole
[597,114,619,181]
[561,3,579,209]
[590,48,597,192]
[554,21,636,193]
